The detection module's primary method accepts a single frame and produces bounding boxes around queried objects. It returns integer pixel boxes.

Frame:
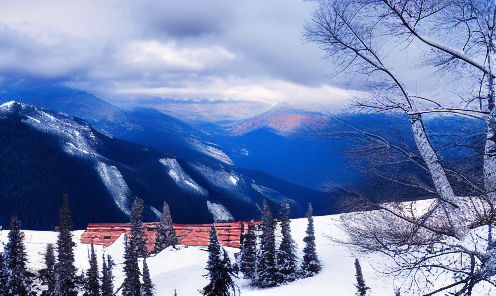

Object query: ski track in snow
[207,201,234,222]
[187,138,234,165]
[159,158,208,196]
[96,162,132,216]
[191,163,251,203]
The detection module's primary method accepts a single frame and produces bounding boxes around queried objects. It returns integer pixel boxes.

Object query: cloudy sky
[0,0,363,107]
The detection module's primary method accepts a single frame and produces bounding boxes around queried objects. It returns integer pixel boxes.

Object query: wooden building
[80,222,257,251]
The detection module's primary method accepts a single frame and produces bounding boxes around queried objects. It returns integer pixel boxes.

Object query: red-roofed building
[80,222,259,252]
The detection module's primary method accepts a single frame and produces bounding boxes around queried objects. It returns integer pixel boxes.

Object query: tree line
[0,195,322,295]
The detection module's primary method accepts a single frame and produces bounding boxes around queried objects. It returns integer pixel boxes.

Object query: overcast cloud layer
[0,0,363,107]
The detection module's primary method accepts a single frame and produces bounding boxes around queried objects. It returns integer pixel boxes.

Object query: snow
[191,163,251,202]
[96,162,132,216]
[15,214,400,296]
[252,183,295,206]
[159,158,208,196]
[206,201,234,222]
[187,138,234,165]
[19,105,100,159]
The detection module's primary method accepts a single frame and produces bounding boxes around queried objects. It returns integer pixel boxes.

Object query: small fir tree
[154,201,178,254]
[123,198,148,296]
[101,254,114,296]
[54,194,78,296]
[131,198,148,258]
[239,221,257,280]
[253,200,278,288]
[0,253,7,296]
[200,225,238,296]
[85,244,99,296]
[40,243,56,295]
[141,258,154,296]
[5,216,28,296]
[122,236,141,296]
[354,259,369,296]
[276,204,298,284]
[301,203,321,278]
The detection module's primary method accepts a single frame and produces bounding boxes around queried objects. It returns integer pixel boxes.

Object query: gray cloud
[0,0,356,107]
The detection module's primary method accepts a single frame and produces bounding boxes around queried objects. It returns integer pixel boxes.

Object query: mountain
[0,101,335,230]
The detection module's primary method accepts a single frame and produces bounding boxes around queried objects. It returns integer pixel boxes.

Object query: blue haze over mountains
[0,83,484,229]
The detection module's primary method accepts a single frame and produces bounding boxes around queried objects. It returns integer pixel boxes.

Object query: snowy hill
[9,215,396,296]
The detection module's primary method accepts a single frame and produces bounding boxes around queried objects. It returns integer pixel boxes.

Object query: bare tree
[305,0,496,294]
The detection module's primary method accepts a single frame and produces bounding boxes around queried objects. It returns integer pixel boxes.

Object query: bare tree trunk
[410,114,465,236]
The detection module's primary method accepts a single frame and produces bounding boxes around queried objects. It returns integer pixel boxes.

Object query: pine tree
[174,289,177,296]
[40,243,56,295]
[85,244,99,296]
[5,216,28,296]
[239,221,257,280]
[54,194,78,296]
[131,198,148,258]
[200,225,238,296]
[276,204,298,284]
[154,201,178,254]
[253,200,278,288]
[354,259,369,296]
[0,253,7,296]
[123,198,148,296]
[141,258,154,296]
[301,203,321,278]
[101,254,114,296]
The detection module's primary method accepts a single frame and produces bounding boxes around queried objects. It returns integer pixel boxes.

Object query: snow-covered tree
[55,194,78,296]
[85,244,99,296]
[122,198,148,296]
[252,200,278,288]
[131,198,147,258]
[0,253,7,296]
[354,259,369,296]
[101,254,114,296]
[40,243,56,295]
[5,216,28,296]
[141,258,154,296]
[301,204,321,278]
[276,204,298,284]
[200,225,238,296]
[154,201,178,254]
[239,221,257,280]
[304,1,496,294]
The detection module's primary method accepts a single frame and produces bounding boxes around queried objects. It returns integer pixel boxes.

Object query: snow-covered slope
[12,215,396,296]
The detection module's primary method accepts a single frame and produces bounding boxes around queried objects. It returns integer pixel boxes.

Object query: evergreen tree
[54,194,78,296]
[154,201,178,254]
[85,244,99,296]
[123,198,148,296]
[40,243,56,295]
[253,200,278,288]
[354,259,369,296]
[0,253,7,296]
[200,225,238,296]
[276,204,298,284]
[5,216,28,296]
[131,198,148,258]
[239,221,257,280]
[141,258,154,296]
[239,222,245,246]
[174,289,177,296]
[101,254,114,296]
[301,203,321,278]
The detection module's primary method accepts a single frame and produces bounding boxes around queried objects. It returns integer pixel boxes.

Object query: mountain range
[0,82,483,229]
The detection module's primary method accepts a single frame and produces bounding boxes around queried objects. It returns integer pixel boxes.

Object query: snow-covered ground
[1,215,396,295]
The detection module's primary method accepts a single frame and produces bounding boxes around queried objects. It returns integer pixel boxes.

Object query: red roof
[80,222,259,251]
